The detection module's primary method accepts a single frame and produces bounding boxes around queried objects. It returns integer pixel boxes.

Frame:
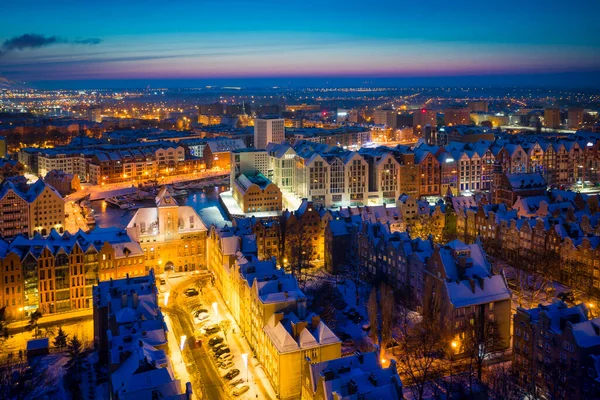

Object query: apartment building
[93,271,192,399]
[513,301,600,399]
[0,179,65,238]
[423,240,512,354]
[301,351,403,400]
[0,227,144,319]
[206,225,341,400]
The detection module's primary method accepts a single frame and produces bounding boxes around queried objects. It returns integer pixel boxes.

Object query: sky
[0,0,599,88]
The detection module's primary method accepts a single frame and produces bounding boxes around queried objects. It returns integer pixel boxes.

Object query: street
[160,272,275,400]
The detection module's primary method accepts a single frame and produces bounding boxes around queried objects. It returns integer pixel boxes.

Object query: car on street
[224,369,240,380]
[208,336,224,347]
[229,378,244,387]
[184,288,199,297]
[217,353,233,363]
[194,312,210,324]
[214,347,231,357]
[201,324,221,335]
[219,360,234,369]
[231,384,250,397]
[211,343,226,353]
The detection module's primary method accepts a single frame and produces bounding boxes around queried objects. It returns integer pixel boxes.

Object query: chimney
[121,291,128,308]
[297,298,307,319]
[126,273,130,284]
[348,379,358,395]
[354,351,364,363]
[133,291,139,308]
[468,278,476,293]
[292,321,308,339]
[273,312,285,325]
[311,315,321,330]
[185,382,193,400]
[278,280,283,292]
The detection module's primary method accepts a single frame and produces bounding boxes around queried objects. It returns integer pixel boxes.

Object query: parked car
[211,343,226,353]
[229,378,244,387]
[201,324,221,335]
[218,353,233,363]
[224,369,240,380]
[219,360,234,369]
[194,312,210,323]
[184,288,199,297]
[558,291,575,303]
[214,347,231,357]
[159,278,166,285]
[231,384,250,397]
[209,336,224,347]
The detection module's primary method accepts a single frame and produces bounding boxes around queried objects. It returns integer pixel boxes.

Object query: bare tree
[367,287,378,345]
[484,364,522,400]
[380,283,396,350]
[284,222,315,284]
[396,319,445,400]
[463,318,502,393]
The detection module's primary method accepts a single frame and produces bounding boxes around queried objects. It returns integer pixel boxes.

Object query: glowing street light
[242,353,249,383]
[212,302,219,324]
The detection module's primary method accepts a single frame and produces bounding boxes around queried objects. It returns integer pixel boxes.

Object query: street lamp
[242,353,249,382]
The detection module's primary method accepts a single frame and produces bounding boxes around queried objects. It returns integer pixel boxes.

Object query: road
[163,275,226,400]
[160,272,275,400]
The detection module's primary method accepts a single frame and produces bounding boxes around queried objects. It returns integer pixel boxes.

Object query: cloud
[0,33,102,55]
[2,34,59,51]
[73,38,102,45]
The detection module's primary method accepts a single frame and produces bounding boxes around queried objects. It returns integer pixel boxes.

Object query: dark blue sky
[0,0,598,88]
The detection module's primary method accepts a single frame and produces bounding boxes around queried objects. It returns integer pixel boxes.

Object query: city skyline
[1,0,599,88]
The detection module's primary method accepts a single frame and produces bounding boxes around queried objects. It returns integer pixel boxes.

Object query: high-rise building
[230,148,270,188]
[444,107,471,126]
[254,117,285,149]
[567,108,584,130]
[544,108,562,129]
[413,109,437,136]
[87,107,102,123]
[373,109,398,128]
[468,100,489,113]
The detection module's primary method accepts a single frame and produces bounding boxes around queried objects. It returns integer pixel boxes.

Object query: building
[373,109,398,129]
[93,271,193,399]
[301,351,403,400]
[567,108,584,130]
[0,227,145,319]
[513,301,600,400]
[444,107,471,126]
[44,169,81,196]
[468,101,489,113]
[0,136,6,158]
[126,187,208,274]
[423,240,512,354]
[206,225,341,400]
[203,138,246,170]
[230,148,270,188]
[255,117,285,149]
[0,179,65,238]
[232,173,283,213]
[493,172,547,207]
[413,109,437,136]
[87,107,102,123]
[544,108,562,129]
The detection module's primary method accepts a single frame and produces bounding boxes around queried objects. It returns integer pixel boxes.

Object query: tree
[379,283,396,351]
[441,206,458,243]
[367,287,378,345]
[0,307,13,340]
[53,326,69,349]
[284,221,315,284]
[66,335,84,378]
[462,317,502,394]
[396,318,445,400]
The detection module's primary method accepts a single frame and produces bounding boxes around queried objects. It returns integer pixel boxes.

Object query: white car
[194,312,210,324]
[231,384,250,397]
[219,360,234,369]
